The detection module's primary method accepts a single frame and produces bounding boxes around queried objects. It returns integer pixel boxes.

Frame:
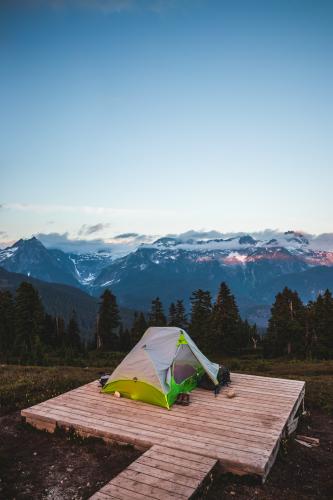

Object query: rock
[226,389,236,398]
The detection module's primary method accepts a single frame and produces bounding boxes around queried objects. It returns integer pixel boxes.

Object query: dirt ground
[0,410,332,500]
[0,412,141,500]
[207,410,333,500]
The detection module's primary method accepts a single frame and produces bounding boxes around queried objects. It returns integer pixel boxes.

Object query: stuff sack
[217,365,231,386]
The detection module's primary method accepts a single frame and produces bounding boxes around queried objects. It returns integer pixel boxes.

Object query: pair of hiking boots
[175,393,190,406]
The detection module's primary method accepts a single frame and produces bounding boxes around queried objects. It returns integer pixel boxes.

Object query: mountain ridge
[1,233,333,327]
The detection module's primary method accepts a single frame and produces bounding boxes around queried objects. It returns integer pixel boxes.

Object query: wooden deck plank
[22,372,305,483]
[36,398,276,453]
[23,404,270,468]
[47,392,280,443]
[135,455,207,480]
[52,388,289,431]
[121,469,194,497]
[89,444,217,499]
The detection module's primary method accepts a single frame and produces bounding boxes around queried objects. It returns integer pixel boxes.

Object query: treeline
[86,283,333,360]
[1,280,332,363]
[265,287,333,359]
[0,282,82,363]
[94,284,258,356]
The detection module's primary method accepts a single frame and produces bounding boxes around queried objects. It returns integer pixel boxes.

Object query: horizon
[2,227,333,256]
[1,0,332,244]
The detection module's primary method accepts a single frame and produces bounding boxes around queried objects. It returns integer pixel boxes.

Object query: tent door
[172,344,201,385]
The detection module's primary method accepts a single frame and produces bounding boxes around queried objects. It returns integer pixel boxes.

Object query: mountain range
[1,232,333,327]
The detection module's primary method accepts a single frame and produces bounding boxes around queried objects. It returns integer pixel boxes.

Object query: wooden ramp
[89,445,217,499]
[21,373,305,486]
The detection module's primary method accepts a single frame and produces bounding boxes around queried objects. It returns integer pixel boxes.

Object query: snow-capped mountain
[92,231,333,322]
[0,237,80,287]
[67,251,113,286]
[0,237,113,288]
[1,232,333,326]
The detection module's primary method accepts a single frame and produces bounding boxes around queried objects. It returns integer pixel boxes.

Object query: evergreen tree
[43,313,57,347]
[174,300,188,330]
[0,290,15,357]
[265,287,306,357]
[96,289,120,350]
[55,315,66,349]
[189,289,212,348]
[210,282,244,354]
[168,302,177,326]
[148,297,166,326]
[66,310,82,354]
[321,290,333,357]
[14,282,45,361]
[308,290,333,358]
[168,300,187,329]
[130,312,147,346]
[119,324,131,352]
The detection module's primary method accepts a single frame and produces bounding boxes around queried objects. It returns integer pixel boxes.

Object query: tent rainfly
[102,326,219,409]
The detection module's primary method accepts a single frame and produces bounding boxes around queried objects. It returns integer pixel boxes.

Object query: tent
[102,326,219,409]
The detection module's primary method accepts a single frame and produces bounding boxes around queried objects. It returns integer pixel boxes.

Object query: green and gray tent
[102,326,219,409]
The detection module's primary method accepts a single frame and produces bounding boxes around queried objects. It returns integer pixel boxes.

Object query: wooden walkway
[89,445,217,499]
[21,372,305,493]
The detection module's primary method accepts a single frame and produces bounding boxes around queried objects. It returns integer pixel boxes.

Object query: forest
[0,280,332,364]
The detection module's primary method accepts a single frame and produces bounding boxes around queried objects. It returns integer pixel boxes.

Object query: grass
[0,356,122,415]
[1,357,333,415]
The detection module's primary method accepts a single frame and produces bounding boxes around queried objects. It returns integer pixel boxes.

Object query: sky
[0,0,332,249]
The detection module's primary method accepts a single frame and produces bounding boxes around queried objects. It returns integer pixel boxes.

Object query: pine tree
[265,287,306,357]
[130,312,147,346]
[168,302,177,326]
[189,289,212,348]
[308,290,333,358]
[174,300,188,330]
[0,290,15,357]
[96,290,120,350]
[119,324,131,352]
[321,290,333,357]
[55,315,66,349]
[210,282,244,354]
[14,282,45,361]
[43,313,57,347]
[148,297,166,326]
[66,310,82,354]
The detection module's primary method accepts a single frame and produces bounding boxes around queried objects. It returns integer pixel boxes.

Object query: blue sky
[0,0,332,246]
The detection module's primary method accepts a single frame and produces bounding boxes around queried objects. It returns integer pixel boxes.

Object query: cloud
[0,231,8,237]
[114,232,139,239]
[36,232,109,253]
[36,231,155,256]
[78,223,111,236]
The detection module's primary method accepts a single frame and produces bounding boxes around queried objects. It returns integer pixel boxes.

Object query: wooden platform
[89,444,217,499]
[21,372,305,489]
